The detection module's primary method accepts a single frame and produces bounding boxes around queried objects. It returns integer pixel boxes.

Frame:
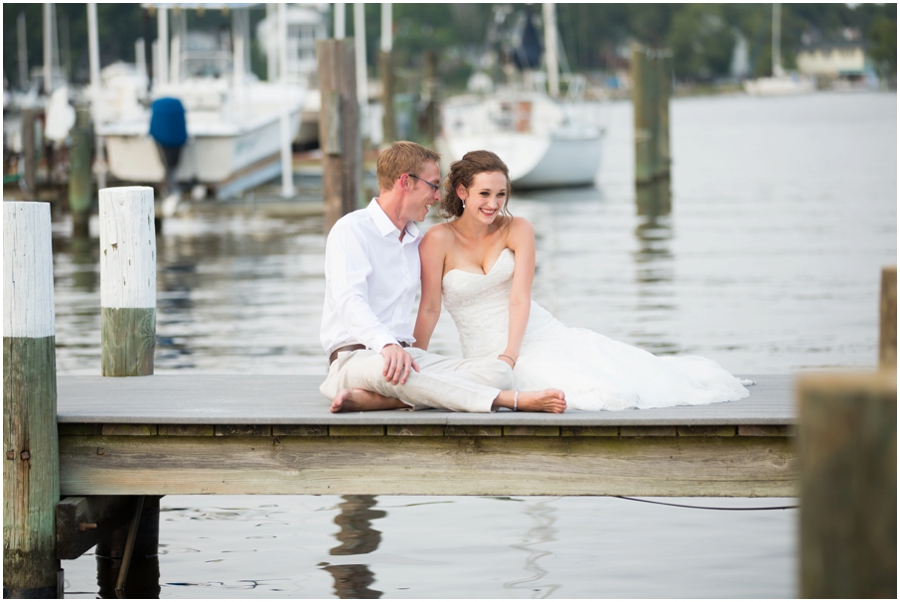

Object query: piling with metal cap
[99,186,157,376]
[3,202,63,598]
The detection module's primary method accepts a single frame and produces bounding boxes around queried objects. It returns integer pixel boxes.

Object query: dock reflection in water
[322,495,386,598]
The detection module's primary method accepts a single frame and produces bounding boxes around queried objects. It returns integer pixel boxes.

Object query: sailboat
[438,4,604,189]
[744,3,815,96]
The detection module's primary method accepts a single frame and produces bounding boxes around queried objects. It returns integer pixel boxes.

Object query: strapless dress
[441,248,751,410]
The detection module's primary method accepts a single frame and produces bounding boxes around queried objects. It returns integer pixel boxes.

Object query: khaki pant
[320,348,515,412]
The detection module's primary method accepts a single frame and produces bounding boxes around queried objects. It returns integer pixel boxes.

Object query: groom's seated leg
[320,349,505,412]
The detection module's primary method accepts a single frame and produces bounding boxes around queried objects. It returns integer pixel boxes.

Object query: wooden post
[656,52,672,181]
[631,44,652,186]
[69,105,93,238]
[95,496,161,598]
[99,187,157,377]
[423,50,438,147]
[317,38,361,234]
[797,371,897,598]
[380,50,396,146]
[3,202,63,598]
[632,45,671,186]
[879,265,896,371]
[22,109,37,195]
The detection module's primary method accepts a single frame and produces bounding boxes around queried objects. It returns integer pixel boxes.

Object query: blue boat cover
[149,97,187,147]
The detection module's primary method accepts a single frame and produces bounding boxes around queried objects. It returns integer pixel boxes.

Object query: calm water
[57,91,896,598]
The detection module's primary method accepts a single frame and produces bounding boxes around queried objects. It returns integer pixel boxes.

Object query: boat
[744,3,816,96]
[438,4,604,189]
[94,4,305,200]
[440,89,603,188]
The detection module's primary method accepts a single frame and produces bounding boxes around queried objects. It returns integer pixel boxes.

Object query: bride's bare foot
[492,389,566,413]
[330,388,408,413]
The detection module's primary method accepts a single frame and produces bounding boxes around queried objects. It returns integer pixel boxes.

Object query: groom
[319,141,565,413]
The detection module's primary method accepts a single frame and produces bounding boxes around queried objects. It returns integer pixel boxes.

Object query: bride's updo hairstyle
[441,150,513,221]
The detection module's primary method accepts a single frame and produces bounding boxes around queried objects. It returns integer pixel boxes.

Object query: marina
[3,3,896,598]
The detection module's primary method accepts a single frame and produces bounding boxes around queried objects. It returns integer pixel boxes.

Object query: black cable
[615,496,798,511]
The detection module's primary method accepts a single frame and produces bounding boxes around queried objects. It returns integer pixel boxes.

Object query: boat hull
[102,110,301,187]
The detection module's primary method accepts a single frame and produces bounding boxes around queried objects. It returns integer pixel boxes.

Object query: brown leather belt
[329,341,410,365]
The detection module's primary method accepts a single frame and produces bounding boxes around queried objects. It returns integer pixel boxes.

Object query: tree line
[3,3,896,93]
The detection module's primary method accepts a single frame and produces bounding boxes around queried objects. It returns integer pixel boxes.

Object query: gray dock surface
[57,374,794,426]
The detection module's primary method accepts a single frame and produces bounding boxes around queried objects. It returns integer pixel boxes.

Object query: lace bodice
[442,248,554,358]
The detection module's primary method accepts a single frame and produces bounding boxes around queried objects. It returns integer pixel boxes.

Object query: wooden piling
[879,265,896,371]
[3,202,62,598]
[797,371,897,598]
[22,109,37,194]
[380,50,396,146]
[69,105,93,238]
[423,50,439,147]
[631,44,671,186]
[317,38,362,234]
[99,187,157,377]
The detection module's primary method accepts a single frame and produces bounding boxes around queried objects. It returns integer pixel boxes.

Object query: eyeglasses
[406,174,440,192]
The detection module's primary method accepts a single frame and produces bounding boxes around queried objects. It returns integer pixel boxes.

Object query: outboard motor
[149,97,187,208]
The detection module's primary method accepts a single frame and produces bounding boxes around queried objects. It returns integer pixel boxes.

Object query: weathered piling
[3,202,62,598]
[99,187,157,376]
[631,43,671,186]
[380,51,396,146]
[879,265,896,371]
[317,38,362,233]
[423,50,439,147]
[797,371,896,598]
[22,109,38,194]
[69,105,93,237]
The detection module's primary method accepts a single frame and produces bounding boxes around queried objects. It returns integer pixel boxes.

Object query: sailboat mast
[543,3,559,98]
[772,3,783,77]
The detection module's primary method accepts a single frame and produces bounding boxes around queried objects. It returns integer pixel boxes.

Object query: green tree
[667,4,736,81]
[868,15,897,78]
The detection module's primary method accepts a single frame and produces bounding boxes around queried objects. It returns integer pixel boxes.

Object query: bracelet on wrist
[499,354,516,367]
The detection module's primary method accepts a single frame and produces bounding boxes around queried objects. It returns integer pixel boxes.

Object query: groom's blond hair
[376,141,441,192]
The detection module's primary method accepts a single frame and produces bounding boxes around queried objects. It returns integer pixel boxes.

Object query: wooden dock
[57,373,797,498]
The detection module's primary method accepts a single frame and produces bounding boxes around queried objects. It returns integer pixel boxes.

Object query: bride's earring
[461,198,466,209]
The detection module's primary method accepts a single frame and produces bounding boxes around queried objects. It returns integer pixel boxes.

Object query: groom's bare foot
[492,389,567,413]
[330,388,408,413]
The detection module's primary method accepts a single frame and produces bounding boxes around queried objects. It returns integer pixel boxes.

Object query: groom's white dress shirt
[320,199,420,356]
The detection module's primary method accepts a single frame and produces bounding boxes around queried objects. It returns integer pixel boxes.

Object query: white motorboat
[92,4,304,200]
[440,90,603,189]
[97,77,304,199]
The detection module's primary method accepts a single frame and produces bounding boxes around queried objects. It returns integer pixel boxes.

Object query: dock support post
[797,267,898,598]
[423,50,439,148]
[879,265,896,371]
[631,44,671,187]
[797,372,896,598]
[317,38,361,234]
[99,187,157,377]
[95,496,161,598]
[22,109,38,195]
[3,202,63,598]
[69,105,93,238]
[379,3,395,147]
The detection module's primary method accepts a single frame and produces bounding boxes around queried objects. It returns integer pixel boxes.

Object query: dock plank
[56,374,795,427]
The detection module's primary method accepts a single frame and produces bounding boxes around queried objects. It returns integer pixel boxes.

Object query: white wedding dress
[441,248,751,411]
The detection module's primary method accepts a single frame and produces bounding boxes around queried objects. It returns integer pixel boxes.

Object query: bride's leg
[492,389,566,413]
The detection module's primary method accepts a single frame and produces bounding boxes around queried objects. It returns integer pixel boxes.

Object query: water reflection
[504,498,562,598]
[632,180,679,354]
[322,495,385,598]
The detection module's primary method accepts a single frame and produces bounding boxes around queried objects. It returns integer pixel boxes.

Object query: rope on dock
[615,496,798,511]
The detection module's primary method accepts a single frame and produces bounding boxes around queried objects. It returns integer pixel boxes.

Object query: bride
[413,150,751,411]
